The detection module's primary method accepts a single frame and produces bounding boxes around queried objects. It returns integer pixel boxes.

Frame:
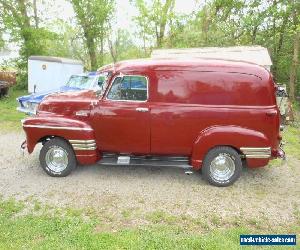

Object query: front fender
[191,125,270,169]
[22,115,95,152]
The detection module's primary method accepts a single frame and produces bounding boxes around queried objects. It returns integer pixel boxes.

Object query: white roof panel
[29,56,82,65]
[151,46,272,68]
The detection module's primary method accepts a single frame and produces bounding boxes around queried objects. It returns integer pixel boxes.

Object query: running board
[97,154,193,170]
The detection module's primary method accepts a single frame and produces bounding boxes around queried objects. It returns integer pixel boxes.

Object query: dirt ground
[0,130,299,230]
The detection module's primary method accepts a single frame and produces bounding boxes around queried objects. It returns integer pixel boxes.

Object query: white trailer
[28,56,83,93]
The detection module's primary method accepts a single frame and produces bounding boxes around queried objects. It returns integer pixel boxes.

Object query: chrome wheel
[209,153,235,182]
[45,146,68,173]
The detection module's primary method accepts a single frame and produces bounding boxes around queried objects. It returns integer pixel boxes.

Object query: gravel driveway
[0,130,299,230]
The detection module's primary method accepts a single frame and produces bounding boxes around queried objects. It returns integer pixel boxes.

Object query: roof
[151,46,272,68]
[98,58,270,80]
[28,56,82,65]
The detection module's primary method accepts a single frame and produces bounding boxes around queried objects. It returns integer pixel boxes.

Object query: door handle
[136,107,149,112]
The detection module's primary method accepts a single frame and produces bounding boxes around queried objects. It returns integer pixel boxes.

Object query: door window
[107,75,148,101]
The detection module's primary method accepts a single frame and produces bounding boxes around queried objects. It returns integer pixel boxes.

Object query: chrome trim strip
[240,147,271,152]
[241,149,271,153]
[240,147,271,159]
[245,154,270,159]
[69,139,97,151]
[69,140,96,144]
[242,150,271,154]
[72,146,97,151]
[71,143,97,148]
[23,124,92,131]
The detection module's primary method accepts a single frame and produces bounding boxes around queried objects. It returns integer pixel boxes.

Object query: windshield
[66,75,95,89]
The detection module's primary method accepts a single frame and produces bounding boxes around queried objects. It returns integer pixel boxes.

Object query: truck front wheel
[39,138,76,177]
[202,146,242,187]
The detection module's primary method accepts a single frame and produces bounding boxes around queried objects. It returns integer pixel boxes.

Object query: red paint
[22,59,282,167]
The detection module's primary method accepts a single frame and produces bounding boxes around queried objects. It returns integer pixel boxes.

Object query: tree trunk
[99,26,104,66]
[251,25,258,45]
[108,38,117,63]
[17,0,32,59]
[17,0,30,28]
[289,31,300,101]
[142,32,147,56]
[87,38,97,70]
[33,0,39,28]
[156,0,174,48]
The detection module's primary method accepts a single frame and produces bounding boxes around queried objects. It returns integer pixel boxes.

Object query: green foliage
[16,27,59,88]
[0,33,4,49]
[0,0,65,88]
[283,121,300,160]
[0,87,26,131]
[107,29,147,63]
[133,0,175,48]
[70,0,115,70]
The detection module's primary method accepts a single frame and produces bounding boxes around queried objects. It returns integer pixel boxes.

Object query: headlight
[30,103,39,114]
[22,101,29,109]
[25,102,39,115]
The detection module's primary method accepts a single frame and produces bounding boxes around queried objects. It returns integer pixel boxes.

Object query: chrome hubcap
[210,153,235,182]
[45,146,68,173]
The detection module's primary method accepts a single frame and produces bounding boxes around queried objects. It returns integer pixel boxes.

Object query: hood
[38,90,98,117]
[17,86,82,104]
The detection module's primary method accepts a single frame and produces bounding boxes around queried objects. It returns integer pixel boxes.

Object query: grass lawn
[282,123,300,160]
[0,88,27,131]
[0,198,298,250]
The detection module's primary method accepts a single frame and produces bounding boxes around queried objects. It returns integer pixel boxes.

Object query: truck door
[92,75,150,154]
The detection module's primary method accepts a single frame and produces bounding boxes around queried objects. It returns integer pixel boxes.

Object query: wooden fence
[0,71,16,86]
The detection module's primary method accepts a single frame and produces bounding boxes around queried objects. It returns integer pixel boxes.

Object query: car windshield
[66,75,95,89]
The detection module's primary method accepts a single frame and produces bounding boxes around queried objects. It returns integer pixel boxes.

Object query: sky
[0,0,198,64]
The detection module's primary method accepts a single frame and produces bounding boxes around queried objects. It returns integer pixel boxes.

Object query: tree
[108,29,145,63]
[0,33,4,50]
[133,0,175,48]
[0,0,58,87]
[70,0,115,70]
[162,0,300,97]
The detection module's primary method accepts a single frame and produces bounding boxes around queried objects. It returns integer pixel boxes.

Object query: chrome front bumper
[17,107,36,115]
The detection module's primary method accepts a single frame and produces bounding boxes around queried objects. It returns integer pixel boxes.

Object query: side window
[107,75,148,101]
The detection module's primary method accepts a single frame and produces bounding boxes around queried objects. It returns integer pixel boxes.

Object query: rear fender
[191,125,270,169]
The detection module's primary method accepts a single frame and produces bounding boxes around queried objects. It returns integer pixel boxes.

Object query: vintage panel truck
[21,59,285,186]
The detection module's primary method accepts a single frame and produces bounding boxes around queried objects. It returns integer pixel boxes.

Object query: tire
[39,138,76,177]
[202,146,242,187]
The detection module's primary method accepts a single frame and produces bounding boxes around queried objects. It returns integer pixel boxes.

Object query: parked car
[17,72,106,115]
[21,59,285,186]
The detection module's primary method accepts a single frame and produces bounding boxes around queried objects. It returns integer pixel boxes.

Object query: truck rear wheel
[39,138,76,177]
[202,146,242,187]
